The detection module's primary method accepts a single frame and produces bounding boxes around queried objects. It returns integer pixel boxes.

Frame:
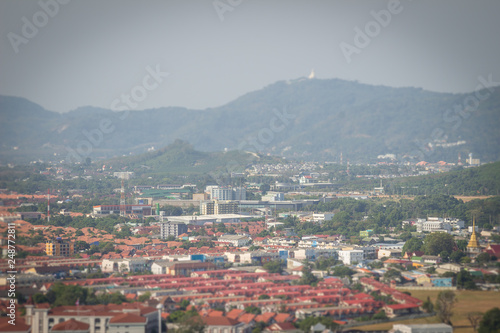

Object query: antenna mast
[120,179,126,217]
[47,188,50,223]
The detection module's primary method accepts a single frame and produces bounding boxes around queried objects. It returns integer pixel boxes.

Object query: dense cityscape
[1,156,499,333]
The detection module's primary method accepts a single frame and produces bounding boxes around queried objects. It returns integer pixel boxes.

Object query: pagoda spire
[467,216,480,249]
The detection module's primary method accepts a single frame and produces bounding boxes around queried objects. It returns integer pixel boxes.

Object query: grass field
[354,290,500,333]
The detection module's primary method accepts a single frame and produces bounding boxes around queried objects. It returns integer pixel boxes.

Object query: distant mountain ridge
[1,78,499,164]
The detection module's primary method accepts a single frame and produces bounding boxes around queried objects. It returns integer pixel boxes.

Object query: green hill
[386,161,500,196]
[106,140,279,178]
[1,78,499,164]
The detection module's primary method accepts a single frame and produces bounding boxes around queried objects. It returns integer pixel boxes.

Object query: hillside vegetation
[1,78,499,163]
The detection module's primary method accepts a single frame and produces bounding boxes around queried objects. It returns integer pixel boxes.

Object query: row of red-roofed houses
[360,277,422,317]
[18,271,428,333]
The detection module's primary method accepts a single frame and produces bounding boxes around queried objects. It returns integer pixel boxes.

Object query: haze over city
[1,0,500,113]
[1,2,500,333]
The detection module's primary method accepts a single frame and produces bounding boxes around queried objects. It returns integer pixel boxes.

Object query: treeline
[286,195,500,238]
[386,161,500,196]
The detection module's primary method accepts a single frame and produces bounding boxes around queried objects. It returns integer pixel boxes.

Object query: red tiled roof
[273,313,293,323]
[267,322,297,331]
[204,316,240,326]
[0,317,31,332]
[52,319,90,331]
[255,312,276,324]
[207,310,224,317]
[238,313,256,324]
[226,309,245,320]
[109,313,146,324]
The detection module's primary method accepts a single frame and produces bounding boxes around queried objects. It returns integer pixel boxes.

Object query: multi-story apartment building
[211,187,232,200]
[200,201,239,215]
[338,249,364,265]
[160,221,188,239]
[46,238,74,257]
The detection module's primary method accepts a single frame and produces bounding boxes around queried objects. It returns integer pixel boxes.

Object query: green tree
[299,264,319,286]
[467,312,483,333]
[475,252,491,265]
[450,251,466,263]
[402,237,423,255]
[245,306,262,315]
[138,292,151,302]
[331,265,354,277]
[174,311,205,333]
[423,232,455,256]
[298,317,338,333]
[263,260,283,274]
[372,310,388,320]
[456,271,478,290]
[422,296,434,313]
[383,268,402,283]
[478,307,500,333]
[436,291,457,325]
[32,293,48,304]
[258,294,270,300]
[259,184,270,195]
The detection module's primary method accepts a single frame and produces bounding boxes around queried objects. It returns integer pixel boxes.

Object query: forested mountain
[1,78,499,164]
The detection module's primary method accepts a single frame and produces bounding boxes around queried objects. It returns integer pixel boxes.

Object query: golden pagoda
[467,217,481,256]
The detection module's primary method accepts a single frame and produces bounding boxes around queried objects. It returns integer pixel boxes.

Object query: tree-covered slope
[1,78,499,163]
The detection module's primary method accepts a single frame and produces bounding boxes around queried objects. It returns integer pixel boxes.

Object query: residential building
[378,249,402,259]
[160,221,188,239]
[203,316,251,333]
[211,187,232,201]
[151,260,216,276]
[200,201,239,215]
[311,213,334,223]
[25,302,158,333]
[217,235,251,247]
[101,258,149,273]
[338,250,364,265]
[359,230,374,238]
[356,246,377,260]
[46,238,74,257]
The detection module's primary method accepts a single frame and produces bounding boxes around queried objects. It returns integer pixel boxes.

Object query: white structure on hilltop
[308,69,315,79]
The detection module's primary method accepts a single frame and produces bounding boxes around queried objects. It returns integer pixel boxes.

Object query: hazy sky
[1,0,499,113]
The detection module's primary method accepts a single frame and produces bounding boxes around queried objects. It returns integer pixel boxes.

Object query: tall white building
[211,186,232,200]
[338,250,364,265]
